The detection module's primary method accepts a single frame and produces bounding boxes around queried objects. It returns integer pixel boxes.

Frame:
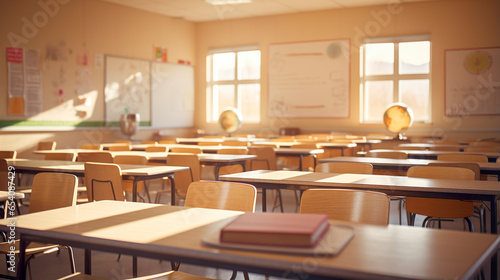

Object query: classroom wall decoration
[268,39,350,118]
[445,47,500,116]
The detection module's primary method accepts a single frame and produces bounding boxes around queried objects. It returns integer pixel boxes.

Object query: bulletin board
[104,55,194,128]
[445,47,500,116]
[268,39,350,118]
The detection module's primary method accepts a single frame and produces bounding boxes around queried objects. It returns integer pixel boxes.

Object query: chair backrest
[166,154,201,197]
[250,142,279,148]
[427,162,481,180]
[0,159,12,192]
[464,147,500,152]
[366,150,408,159]
[145,145,168,152]
[292,143,318,149]
[470,141,499,147]
[108,144,131,151]
[44,152,77,161]
[0,150,17,159]
[407,166,475,180]
[170,147,203,154]
[217,148,248,155]
[437,153,488,162]
[394,146,427,150]
[29,172,78,213]
[197,141,222,146]
[221,140,249,147]
[300,189,390,226]
[38,141,56,150]
[84,162,125,202]
[248,146,277,170]
[315,162,373,174]
[141,141,158,145]
[159,138,177,144]
[77,151,114,163]
[184,181,257,212]
[113,154,148,165]
[81,144,103,150]
[429,146,461,151]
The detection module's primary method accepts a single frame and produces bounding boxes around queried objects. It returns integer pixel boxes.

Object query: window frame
[206,46,261,124]
[360,35,431,124]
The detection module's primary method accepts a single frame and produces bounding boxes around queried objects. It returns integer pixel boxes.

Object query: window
[206,47,261,123]
[360,36,431,123]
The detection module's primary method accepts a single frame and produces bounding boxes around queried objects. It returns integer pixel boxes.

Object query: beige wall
[195,0,500,140]
[0,0,196,157]
[1,0,499,157]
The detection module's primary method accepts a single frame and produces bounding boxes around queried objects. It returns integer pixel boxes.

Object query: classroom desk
[6,159,188,202]
[319,156,500,180]
[176,137,267,144]
[398,143,471,151]
[219,169,500,234]
[369,149,500,162]
[2,200,499,280]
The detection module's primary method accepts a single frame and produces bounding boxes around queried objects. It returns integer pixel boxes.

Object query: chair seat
[0,240,62,255]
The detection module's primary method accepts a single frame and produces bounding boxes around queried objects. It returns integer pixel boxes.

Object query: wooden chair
[184,181,257,212]
[405,166,476,231]
[366,150,408,159]
[108,144,131,151]
[0,150,16,159]
[0,172,78,280]
[216,148,249,176]
[170,147,203,154]
[429,146,461,151]
[248,146,277,170]
[77,151,114,163]
[141,141,158,145]
[464,147,500,152]
[44,152,77,161]
[37,141,56,150]
[157,154,201,204]
[113,155,151,202]
[0,159,24,217]
[159,138,177,144]
[315,162,373,174]
[300,189,390,226]
[145,145,168,152]
[84,162,125,202]
[81,144,103,150]
[221,140,249,147]
[437,153,488,162]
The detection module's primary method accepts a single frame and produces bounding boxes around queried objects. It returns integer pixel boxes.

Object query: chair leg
[465,217,474,232]
[67,246,76,274]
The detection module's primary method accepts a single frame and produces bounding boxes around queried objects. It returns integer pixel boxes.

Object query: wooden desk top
[370,149,500,161]
[1,200,498,280]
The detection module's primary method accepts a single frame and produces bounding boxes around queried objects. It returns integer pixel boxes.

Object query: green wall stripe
[0,120,151,128]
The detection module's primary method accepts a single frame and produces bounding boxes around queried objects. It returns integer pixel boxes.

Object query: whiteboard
[268,39,350,118]
[151,62,194,128]
[105,56,151,125]
[445,47,500,116]
[105,56,194,128]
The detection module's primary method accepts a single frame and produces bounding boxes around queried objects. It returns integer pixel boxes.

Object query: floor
[0,172,497,279]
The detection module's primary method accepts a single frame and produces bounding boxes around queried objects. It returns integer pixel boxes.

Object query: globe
[383,103,414,139]
[219,108,243,135]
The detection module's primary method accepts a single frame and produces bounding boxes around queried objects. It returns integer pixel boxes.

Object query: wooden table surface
[2,200,499,280]
[370,148,500,162]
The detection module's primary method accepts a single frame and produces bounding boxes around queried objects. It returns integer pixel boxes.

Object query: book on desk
[220,212,330,248]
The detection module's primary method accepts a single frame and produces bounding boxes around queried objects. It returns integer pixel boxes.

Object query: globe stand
[120,113,140,141]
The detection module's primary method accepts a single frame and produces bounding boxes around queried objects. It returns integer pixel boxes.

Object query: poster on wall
[268,39,350,118]
[445,47,500,116]
[6,47,42,116]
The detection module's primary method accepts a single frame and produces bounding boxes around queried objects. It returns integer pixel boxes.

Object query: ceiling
[100,0,435,22]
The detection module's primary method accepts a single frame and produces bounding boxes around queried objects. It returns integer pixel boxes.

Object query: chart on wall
[268,39,350,118]
[105,56,151,125]
[445,47,500,116]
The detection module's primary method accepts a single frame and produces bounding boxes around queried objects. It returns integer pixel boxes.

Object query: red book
[220,212,330,248]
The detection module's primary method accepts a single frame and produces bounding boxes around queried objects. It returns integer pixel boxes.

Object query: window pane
[238,84,260,122]
[214,85,235,118]
[365,43,394,75]
[213,53,235,81]
[365,80,393,122]
[238,51,261,80]
[399,79,430,122]
[399,41,430,74]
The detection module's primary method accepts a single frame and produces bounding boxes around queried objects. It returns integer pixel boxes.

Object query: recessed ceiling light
[205,0,252,5]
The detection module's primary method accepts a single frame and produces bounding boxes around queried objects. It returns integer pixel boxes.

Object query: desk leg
[132,180,138,202]
[262,188,267,212]
[85,249,92,275]
[133,256,138,277]
[17,237,29,280]
[491,197,498,279]
[299,155,303,171]
[214,165,221,180]
[168,175,176,206]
